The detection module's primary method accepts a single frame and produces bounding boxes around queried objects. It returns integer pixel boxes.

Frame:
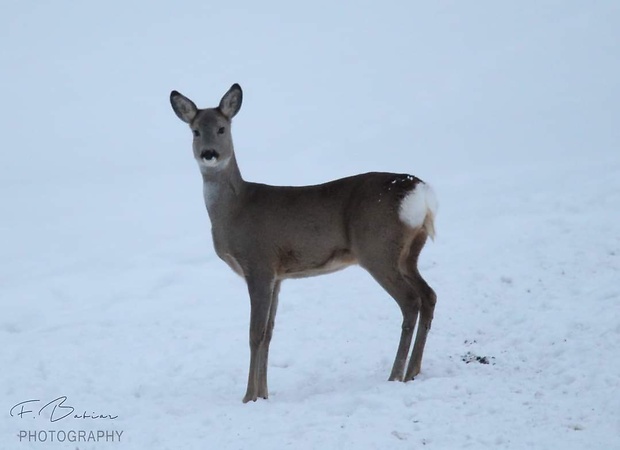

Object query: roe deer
[170,84,438,403]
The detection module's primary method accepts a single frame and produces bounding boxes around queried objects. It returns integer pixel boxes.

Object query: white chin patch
[200,156,219,167]
[197,155,230,169]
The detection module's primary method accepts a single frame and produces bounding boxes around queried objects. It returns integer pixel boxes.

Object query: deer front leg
[243,274,276,403]
[257,280,280,399]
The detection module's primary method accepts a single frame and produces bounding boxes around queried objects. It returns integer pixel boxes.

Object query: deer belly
[278,249,357,279]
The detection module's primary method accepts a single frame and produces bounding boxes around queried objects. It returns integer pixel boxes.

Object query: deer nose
[200,149,219,161]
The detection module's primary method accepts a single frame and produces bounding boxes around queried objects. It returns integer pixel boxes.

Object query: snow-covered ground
[2,2,619,449]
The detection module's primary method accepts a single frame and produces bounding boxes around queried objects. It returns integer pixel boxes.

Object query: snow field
[2,1,619,449]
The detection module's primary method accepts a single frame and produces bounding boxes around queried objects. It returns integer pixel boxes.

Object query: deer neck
[200,153,245,220]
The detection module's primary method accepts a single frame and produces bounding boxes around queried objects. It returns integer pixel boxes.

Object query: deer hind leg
[400,231,437,381]
[243,273,277,403]
[387,283,421,382]
[360,244,422,382]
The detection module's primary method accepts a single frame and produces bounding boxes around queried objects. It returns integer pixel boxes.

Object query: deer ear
[170,91,198,124]
[219,84,243,119]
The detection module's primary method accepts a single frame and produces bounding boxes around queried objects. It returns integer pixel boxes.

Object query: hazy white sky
[1,1,618,185]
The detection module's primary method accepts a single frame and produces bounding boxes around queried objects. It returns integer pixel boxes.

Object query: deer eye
[192,129,200,137]
[217,127,225,135]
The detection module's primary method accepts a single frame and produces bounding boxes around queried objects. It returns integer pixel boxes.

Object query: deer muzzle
[200,149,220,161]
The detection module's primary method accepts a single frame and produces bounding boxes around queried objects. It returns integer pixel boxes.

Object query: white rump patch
[399,182,438,235]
